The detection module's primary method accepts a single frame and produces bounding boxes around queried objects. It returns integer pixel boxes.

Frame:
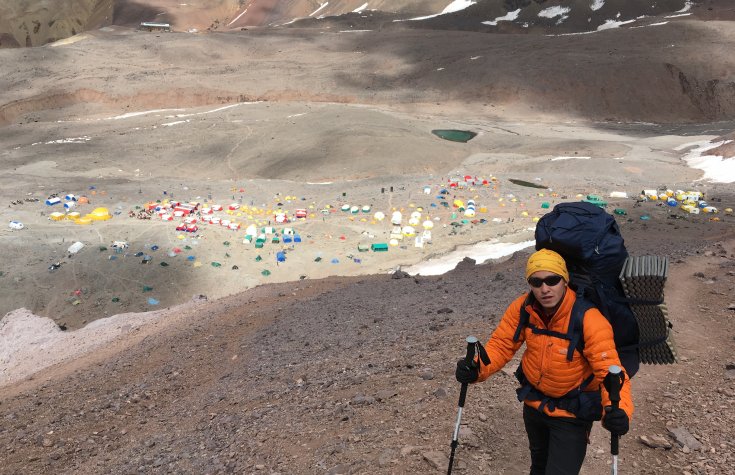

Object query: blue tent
[276,251,286,262]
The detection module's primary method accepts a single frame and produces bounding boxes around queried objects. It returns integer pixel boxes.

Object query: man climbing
[456,249,633,474]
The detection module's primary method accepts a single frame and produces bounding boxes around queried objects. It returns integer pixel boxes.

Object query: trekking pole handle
[458,336,478,408]
[605,365,623,456]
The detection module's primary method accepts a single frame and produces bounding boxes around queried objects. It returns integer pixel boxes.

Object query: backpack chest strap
[515,292,589,362]
[526,323,583,361]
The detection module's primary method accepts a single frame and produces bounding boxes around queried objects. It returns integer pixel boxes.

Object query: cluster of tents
[46,193,112,224]
[242,225,303,248]
[146,181,504,252]
[641,188,728,216]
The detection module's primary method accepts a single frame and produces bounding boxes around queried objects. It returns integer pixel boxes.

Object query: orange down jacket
[477,288,634,420]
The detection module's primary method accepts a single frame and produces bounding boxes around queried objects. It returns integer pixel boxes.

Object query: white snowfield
[677,140,735,183]
[0,304,196,387]
[404,239,535,276]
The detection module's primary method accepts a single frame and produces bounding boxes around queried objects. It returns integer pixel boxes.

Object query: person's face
[528,271,567,311]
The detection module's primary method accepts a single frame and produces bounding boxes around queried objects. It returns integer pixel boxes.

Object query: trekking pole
[604,365,624,475]
[447,336,478,475]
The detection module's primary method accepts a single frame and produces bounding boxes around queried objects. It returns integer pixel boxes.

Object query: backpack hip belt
[514,364,601,421]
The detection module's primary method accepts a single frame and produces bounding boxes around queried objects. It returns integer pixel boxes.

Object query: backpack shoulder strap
[513,293,533,342]
[566,292,593,361]
[514,291,594,363]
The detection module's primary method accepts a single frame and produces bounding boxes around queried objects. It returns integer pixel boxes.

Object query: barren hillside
[1,1,734,474]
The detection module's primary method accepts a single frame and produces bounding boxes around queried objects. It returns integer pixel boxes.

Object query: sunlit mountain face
[1,0,706,48]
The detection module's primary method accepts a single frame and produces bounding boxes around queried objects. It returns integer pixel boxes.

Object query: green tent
[583,195,607,207]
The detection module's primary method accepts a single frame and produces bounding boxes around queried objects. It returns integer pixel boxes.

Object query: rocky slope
[1,200,733,474]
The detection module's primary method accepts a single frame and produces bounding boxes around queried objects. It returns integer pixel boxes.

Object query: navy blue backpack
[514,201,642,378]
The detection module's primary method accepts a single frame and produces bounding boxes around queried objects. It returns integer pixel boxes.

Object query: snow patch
[631,21,669,28]
[680,140,735,183]
[0,306,193,387]
[482,8,520,26]
[174,103,252,118]
[597,18,636,30]
[538,6,571,19]
[161,120,189,127]
[441,0,477,14]
[44,136,92,144]
[590,0,605,11]
[107,109,185,120]
[228,7,249,26]
[402,0,476,21]
[310,2,328,16]
[404,239,535,276]
[353,2,368,13]
[677,1,693,13]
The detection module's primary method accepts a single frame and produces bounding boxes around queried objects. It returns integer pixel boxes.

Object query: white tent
[67,241,84,254]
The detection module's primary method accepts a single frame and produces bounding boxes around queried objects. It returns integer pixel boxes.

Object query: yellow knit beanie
[525,249,569,282]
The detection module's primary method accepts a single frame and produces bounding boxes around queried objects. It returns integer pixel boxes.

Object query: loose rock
[639,434,673,449]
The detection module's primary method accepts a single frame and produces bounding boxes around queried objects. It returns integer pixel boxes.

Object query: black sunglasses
[527,275,563,288]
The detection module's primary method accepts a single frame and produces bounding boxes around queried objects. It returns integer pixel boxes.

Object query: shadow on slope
[327,17,735,123]
[112,0,166,27]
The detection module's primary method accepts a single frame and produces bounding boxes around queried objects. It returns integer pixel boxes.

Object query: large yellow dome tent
[88,207,112,221]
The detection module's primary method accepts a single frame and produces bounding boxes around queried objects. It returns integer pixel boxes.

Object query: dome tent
[88,207,112,221]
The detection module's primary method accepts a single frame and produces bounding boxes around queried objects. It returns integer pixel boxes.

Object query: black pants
[523,404,592,475]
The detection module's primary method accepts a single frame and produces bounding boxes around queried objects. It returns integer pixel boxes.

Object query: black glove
[602,406,629,436]
[455,359,479,384]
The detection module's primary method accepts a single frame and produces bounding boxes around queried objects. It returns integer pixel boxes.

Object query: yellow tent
[88,207,112,221]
